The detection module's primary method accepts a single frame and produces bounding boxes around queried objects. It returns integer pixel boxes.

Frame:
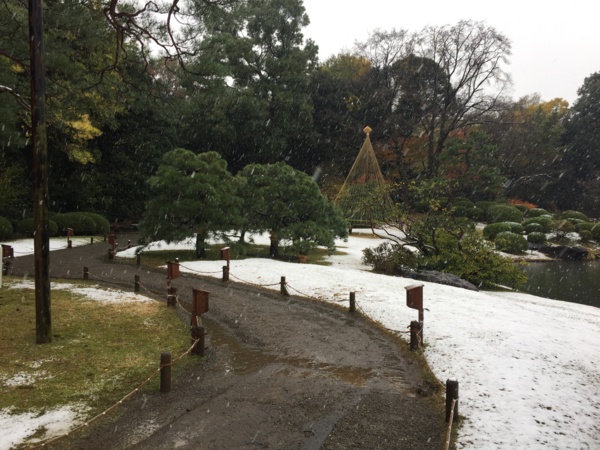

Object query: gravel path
[9,236,450,449]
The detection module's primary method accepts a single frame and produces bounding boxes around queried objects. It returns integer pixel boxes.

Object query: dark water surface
[520,260,600,308]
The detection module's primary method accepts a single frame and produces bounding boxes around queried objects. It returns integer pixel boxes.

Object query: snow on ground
[0,405,88,450]
[121,231,600,449]
[2,236,92,256]
[2,233,600,449]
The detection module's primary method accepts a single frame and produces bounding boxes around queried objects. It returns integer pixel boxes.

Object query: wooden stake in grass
[160,352,171,393]
[349,292,356,313]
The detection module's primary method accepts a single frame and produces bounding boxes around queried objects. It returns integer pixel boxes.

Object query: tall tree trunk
[30,0,51,344]
[269,229,279,258]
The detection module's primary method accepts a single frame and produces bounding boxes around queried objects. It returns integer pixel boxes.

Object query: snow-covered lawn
[2,233,599,449]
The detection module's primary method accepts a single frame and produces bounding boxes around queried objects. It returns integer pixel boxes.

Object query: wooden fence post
[280,276,289,296]
[410,320,422,350]
[191,326,205,356]
[349,292,356,313]
[446,379,459,422]
[160,352,171,393]
[83,266,89,280]
[134,275,140,293]
[222,265,229,282]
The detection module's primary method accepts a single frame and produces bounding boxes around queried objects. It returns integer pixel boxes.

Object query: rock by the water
[402,269,479,291]
[538,245,588,260]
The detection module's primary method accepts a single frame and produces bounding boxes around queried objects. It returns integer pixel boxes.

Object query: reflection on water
[520,260,600,308]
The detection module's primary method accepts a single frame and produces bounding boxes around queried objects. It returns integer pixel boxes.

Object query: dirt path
[9,237,448,449]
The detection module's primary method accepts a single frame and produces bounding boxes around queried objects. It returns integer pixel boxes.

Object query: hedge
[53,213,97,236]
[483,222,512,240]
[527,232,547,244]
[522,216,553,233]
[82,213,110,236]
[560,210,589,222]
[486,204,523,223]
[526,208,550,218]
[494,231,528,254]
[17,218,58,237]
[525,222,544,234]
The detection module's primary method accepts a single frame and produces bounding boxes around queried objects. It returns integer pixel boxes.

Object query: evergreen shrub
[527,232,547,244]
[362,242,419,275]
[560,210,589,222]
[426,235,527,289]
[590,224,600,241]
[525,223,544,234]
[505,222,525,234]
[494,231,528,254]
[527,208,550,218]
[512,204,530,213]
[475,201,496,214]
[486,204,523,223]
[82,213,110,236]
[522,216,553,233]
[17,218,58,237]
[576,222,594,232]
[483,222,512,240]
[0,216,13,240]
[552,220,575,235]
[53,213,97,236]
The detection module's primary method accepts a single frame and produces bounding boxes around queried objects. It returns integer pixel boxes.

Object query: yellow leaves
[66,114,102,141]
[64,114,102,164]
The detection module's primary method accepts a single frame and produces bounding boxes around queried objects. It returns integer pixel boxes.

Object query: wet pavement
[8,236,448,449]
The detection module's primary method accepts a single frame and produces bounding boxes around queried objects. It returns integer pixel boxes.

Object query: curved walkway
[9,237,448,449]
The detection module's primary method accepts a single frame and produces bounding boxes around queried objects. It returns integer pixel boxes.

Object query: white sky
[301,0,600,105]
[2,234,600,448]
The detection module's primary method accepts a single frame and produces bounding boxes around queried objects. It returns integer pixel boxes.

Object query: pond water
[520,260,600,308]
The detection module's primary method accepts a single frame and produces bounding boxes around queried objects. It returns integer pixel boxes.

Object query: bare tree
[355,20,512,176]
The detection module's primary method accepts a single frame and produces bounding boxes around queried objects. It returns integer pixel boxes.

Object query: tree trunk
[269,229,279,258]
[195,232,206,258]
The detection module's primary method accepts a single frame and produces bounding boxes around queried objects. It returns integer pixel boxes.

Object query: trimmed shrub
[82,213,110,236]
[552,220,575,235]
[527,208,550,218]
[512,204,529,213]
[560,210,589,222]
[16,218,59,237]
[362,242,419,275]
[0,216,13,240]
[53,213,97,236]
[525,222,544,234]
[579,230,592,242]
[495,231,528,254]
[527,232,547,244]
[505,222,525,235]
[475,201,496,214]
[522,216,553,233]
[576,222,594,232]
[566,218,586,226]
[426,235,527,289]
[590,224,600,241]
[483,222,512,240]
[486,204,523,223]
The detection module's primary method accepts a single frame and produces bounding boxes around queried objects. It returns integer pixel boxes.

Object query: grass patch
[0,278,190,417]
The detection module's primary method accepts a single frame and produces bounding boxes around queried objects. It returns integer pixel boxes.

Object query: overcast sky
[301,0,599,105]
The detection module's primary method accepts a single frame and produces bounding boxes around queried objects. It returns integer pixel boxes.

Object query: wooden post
[349,292,356,313]
[191,326,205,356]
[108,249,114,260]
[280,276,289,296]
[136,253,141,266]
[134,275,140,293]
[90,236,94,244]
[222,265,229,282]
[446,379,459,422]
[83,267,89,280]
[410,321,422,350]
[191,289,209,326]
[160,352,171,393]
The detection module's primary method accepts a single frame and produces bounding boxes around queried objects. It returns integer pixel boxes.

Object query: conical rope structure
[334,126,393,229]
